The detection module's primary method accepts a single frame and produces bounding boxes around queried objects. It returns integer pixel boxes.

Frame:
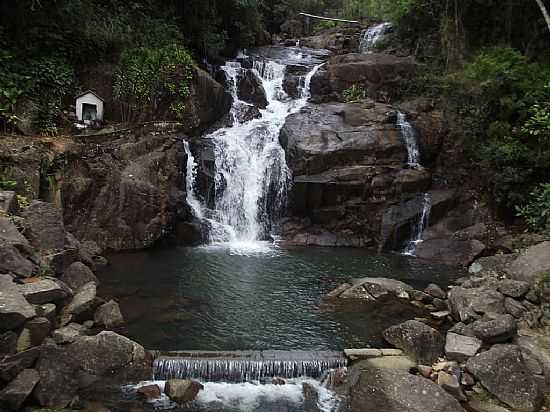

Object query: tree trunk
[535,0,550,33]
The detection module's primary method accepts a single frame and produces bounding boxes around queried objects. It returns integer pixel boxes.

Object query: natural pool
[98,243,456,352]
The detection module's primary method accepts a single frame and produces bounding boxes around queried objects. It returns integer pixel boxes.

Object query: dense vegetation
[1,0,549,228]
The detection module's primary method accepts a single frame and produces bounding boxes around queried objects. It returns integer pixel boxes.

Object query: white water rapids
[359,22,393,53]
[184,54,324,252]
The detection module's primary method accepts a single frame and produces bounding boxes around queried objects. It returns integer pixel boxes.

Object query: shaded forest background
[1,0,550,229]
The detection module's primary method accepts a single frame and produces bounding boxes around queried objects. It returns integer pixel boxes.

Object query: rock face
[383,320,444,364]
[507,241,550,284]
[466,345,543,411]
[448,286,505,322]
[94,300,124,328]
[61,133,187,251]
[18,278,69,305]
[0,368,40,411]
[165,379,204,404]
[21,201,65,251]
[471,314,517,344]
[348,367,464,412]
[0,275,36,332]
[63,282,98,322]
[311,53,418,102]
[445,332,482,362]
[180,67,232,135]
[60,261,98,290]
[238,70,268,109]
[0,245,34,277]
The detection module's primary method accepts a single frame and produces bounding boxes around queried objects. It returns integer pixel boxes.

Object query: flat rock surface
[348,367,464,412]
[0,275,36,332]
[466,344,543,412]
[507,241,550,284]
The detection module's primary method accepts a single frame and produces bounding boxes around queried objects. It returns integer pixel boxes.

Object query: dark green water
[98,243,455,351]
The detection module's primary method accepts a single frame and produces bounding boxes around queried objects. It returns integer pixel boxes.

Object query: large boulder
[180,67,232,135]
[18,279,69,305]
[17,317,51,350]
[445,332,482,362]
[0,347,40,382]
[164,379,204,404]
[62,282,98,322]
[383,320,444,364]
[21,201,65,251]
[67,331,145,376]
[507,241,550,284]
[516,335,550,384]
[447,286,505,322]
[347,367,464,412]
[0,275,36,332]
[311,53,418,102]
[471,314,517,344]
[0,245,34,277]
[94,300,124,328]
[237,70,268,109]
[415,238,486,267]
[0,368,40,411]
[61,134,187,251]
[466,345,543,411]
[60,262,98,290]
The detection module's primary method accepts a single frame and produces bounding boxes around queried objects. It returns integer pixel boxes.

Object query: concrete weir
[150,350,348,382]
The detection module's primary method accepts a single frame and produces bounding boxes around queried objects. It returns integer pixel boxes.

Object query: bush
[343,84,368,102]
[113,45,195,123]
[516,183,550,232]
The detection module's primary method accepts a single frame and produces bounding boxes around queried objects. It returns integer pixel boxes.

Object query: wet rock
[238,70,268,109]
[52,323,86,344]
[425,283,446,299]
[0,368,40,411]
[0,275,36,332]
[415,238,486,267]
[0,347,40,382]
[164,379,203,404]
[471,314,517,344]
[0,245,35,278]
[302,382,320,412]
[18,279,69,305]
[137,384,162,400]
[383,320,444,364]
[348,367,464,412]
[21,201,65,251]
[0,331,17,357]
[94,300,124,328]
[466,345,543,411]
[272,377,286,385]
[445,332,482,362]
[448,286,505,322]
[311,53,418,101]
[497,279,530,298]
[63,282,98,322]
[60,262,98,291]
[507,241,550,284]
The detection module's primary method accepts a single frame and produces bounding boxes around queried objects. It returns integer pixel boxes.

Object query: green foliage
[114,45,195,122]
[443,47,550,215]
[343,85,368,102]
[0,179,17,190]
[516,183,550,232]
[16,194,29,208]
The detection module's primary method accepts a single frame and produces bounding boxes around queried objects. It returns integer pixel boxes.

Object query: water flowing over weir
[152,351,347,382]
[185,51,325,246]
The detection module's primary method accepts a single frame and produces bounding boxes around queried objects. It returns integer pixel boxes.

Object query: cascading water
[183,140,203,220]
[396,111,421,167]
[359,22,392,53]
[403,192,432,256]
[184,53,324,249]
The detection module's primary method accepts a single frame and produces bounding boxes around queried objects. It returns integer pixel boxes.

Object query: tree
[535,0,550,34]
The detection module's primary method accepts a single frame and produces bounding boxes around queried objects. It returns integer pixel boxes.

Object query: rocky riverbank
[326,240,550,411]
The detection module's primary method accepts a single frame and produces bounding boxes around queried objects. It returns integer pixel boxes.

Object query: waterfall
[359,22,392,53]
[183,140,203,220]
[397,111,421,167]
[404,193,432,256]
[152,351,347,383]
[186,55,324,247]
